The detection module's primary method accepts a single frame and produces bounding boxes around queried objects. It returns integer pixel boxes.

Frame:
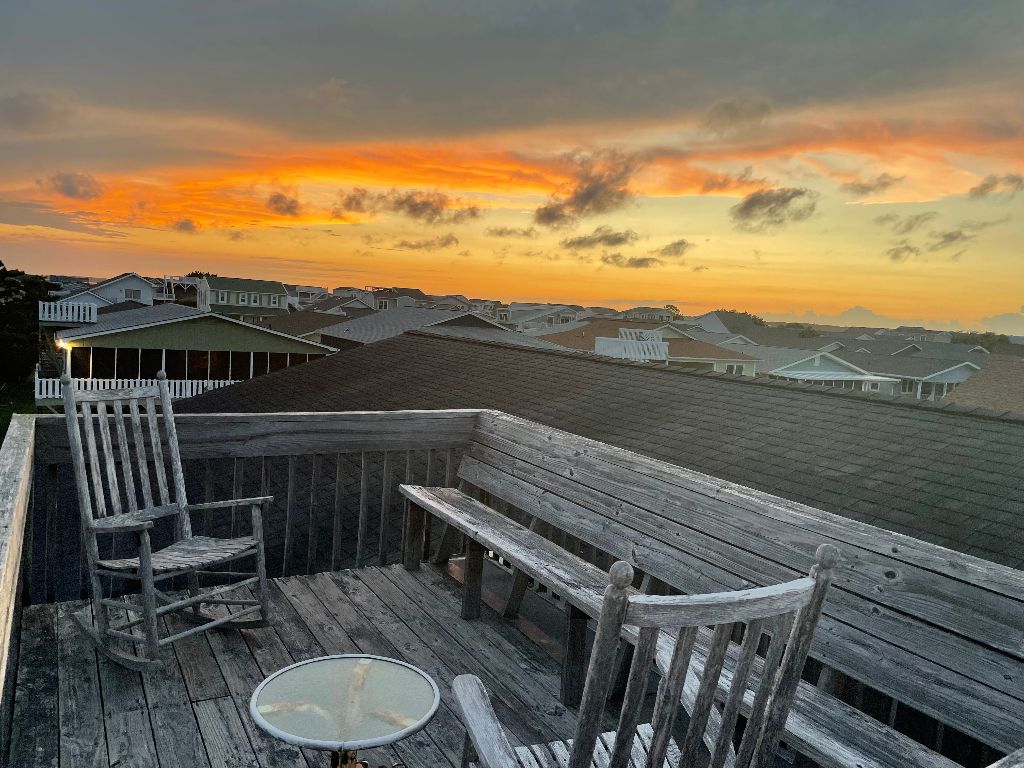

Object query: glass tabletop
[249,655,441,751]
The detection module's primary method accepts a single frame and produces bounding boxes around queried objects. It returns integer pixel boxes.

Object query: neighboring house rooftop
[96,300,147,315]
[946,356,1024,415]
[417,324,568,350]
[62,271,155,300]
[832,351,982,380]
[179,332,1024,568]
[262,311,373,337]
[540,319,754,361]
[316,308,505,345]
[205,275,288,294]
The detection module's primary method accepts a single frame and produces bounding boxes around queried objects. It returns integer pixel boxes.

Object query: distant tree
[186,270,215,278]
[951,331,1014,354]
[664,303,681,316]
[0,261,56,383]
[714,309,768,327]
[798,327,820,338]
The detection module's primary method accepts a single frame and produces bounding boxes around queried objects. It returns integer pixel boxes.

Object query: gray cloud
[601,253,662,269]
[394,232,459,250]
[959,215,1011,231]
[873,211,937,235]
[730,187,817,232]
[0,200,124,238]
[701,166,764,193]
[926,229,975,252]
[692,265,709,272]
[839,172,904,196]
[535,149,643,228]
[38,171,103,200]
[654,239,695,258]
[561,225,641,249]
[702,98,772,136]
[333,187,478,224]
[227,229,253,241]
[486,225,538,238]
[267,192,301,216]
[171,218,197,233]
[886,240,920,262]
[0,91,72,132]
[968,173,1024,198]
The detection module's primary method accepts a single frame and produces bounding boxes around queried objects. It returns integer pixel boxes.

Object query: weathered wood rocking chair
[455,545,838,768]
[62,371,272,671]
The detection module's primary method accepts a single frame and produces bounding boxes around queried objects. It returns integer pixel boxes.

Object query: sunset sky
[2,2,1023,332]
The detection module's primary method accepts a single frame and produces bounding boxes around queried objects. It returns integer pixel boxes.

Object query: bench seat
[400,484,961,768]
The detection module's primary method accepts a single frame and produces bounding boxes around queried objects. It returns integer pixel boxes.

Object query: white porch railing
[38,301,97,324]
[35,375,238,401]
[595,336,669,362]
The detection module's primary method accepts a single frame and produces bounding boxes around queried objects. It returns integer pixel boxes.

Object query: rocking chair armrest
[452,675,518,768]
[187,496,273,513]
[90,504,181,533]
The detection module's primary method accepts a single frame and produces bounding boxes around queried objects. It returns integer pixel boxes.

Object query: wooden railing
[26,410,479,604]
[38,301,97,324]
[34,375,238,401]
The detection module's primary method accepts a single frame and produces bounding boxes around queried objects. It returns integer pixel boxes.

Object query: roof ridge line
[405,330,1024,426]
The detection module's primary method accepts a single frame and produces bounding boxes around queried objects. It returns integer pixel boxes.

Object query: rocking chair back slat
[111,400,138,513]
[79,401,108,519]
[127,399,153,509]
[569,546,838,768]
[157,377,191,537]
[144,396,171,506]
[94,401,122,517]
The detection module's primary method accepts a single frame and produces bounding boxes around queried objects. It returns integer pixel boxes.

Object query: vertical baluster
[355,451,370,566]
[80,402,107,517]
[199,459,214,536]
[45,463,59,603]
[378,451,394,565]
[331,453,344,571]
[647,625,700,768]
[282,456,297,575]
[710,620,765,768]
[307,453,322,574]
[260,456,273,576]
[422,448,436,560]
[230,457,244,538]
[735,614,794,768]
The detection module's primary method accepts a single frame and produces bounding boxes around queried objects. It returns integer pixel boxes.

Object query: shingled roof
[179,332,1024,568]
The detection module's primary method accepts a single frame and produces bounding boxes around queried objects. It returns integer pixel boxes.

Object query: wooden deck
[9,564,583,768]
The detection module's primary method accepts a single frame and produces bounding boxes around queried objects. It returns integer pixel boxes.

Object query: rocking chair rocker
[62,371,272,671]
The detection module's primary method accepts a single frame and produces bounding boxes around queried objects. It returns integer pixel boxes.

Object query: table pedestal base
[330,750,368,768]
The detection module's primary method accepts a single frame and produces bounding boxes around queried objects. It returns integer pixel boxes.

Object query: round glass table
[249,654,441,768]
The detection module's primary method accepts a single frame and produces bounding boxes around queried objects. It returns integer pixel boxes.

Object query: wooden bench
[399,410,1024,768]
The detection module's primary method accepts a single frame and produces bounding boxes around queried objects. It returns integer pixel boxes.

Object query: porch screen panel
[252,351,269,377]
[91,347,115,379]
[140,348,163,378]
[70,347,91,378]
[268,352,288,372]
[187,350,209,380]
[114,348,140,379]
[209,350,230,379]
[164,349,186,379]
[230,351,251,379]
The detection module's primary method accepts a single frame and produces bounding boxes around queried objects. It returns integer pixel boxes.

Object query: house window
[250,293,260,305]
[868,382,880,392]
[218,291,228,303]
[270,295,279,307]
[239,293,248,305]
[900,379,916,394]
[124,288,142,301]
[377,300,389,310]
[498,312,509,321]
[725,364,742,375]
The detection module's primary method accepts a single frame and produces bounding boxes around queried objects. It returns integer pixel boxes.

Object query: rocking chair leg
[251,502,271,623]
[138,530,161,661]
[186,572,202,617]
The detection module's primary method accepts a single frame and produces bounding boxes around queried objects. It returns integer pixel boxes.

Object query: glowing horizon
[2,2,1022,332]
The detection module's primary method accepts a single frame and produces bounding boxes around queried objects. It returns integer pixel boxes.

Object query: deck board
[11,565,579,768]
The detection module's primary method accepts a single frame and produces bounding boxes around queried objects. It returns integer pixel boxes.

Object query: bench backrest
[458,411,1024,756]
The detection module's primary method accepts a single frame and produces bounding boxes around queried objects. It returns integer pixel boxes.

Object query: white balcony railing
[34,375,238,401]
[38,301,97,324]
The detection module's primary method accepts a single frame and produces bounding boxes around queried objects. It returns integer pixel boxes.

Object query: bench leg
[403,503,425,570]
[502,568,531,620]
[561,604,588,707]
[430,523,461,565]
[462,539,484,620]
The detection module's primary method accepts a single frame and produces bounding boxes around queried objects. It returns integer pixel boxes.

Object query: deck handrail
[0,415,35,761]
[38,301,98,324]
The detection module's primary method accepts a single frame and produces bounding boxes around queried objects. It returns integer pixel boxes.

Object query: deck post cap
[60,373,71,385]
[157,370,167,380]
[608,560,634,589]
[814,544,840,570]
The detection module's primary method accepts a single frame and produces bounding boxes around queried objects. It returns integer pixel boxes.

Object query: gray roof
[205,275,288,294]
[315,308,496,344]
[833,351,981,379]
[57,304,202,340]
[418,325,567,350]
[179,332,1024,569]
[721,344,867,374]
